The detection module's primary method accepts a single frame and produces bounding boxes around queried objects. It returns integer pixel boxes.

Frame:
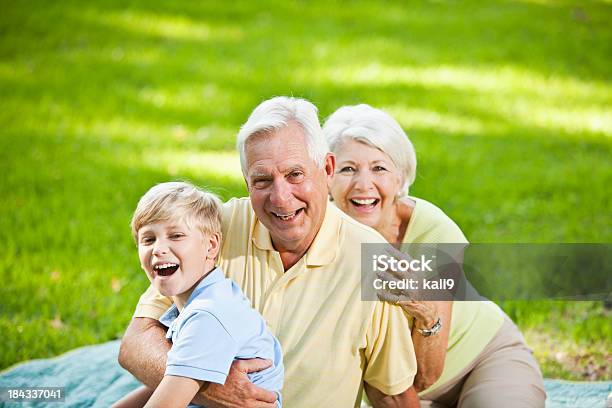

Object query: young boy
[113,182,283,408]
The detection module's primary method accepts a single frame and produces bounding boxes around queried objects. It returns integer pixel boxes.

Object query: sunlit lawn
[1,0,611,380]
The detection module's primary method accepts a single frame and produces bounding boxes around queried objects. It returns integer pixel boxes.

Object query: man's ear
[205,232,221,260]
[324,152,336,188]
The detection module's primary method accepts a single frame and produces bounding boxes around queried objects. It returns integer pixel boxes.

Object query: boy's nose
[152,240,169,256]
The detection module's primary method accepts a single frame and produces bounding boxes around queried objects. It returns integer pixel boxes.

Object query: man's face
[244,122,334,254]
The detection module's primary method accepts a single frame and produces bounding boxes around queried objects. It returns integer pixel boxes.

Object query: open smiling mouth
[154,263,179,277]
[350,198,380,208]
[272,208,304,221]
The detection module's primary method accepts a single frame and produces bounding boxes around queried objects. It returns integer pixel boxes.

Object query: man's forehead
[248,160,306,176]
[245,127,314,173]
[246,122,305,146]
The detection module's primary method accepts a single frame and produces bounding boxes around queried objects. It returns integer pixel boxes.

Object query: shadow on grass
[1,0,610,148]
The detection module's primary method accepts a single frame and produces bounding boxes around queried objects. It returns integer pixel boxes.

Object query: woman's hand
[397,300,438,329]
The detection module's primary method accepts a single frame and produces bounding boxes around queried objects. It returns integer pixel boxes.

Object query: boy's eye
[140,237,155,245]
[170,233,184,239]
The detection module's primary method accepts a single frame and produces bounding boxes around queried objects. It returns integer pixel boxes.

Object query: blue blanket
[1,341,610,407]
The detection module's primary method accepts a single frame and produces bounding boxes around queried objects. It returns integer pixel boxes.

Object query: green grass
[1,0,611,380]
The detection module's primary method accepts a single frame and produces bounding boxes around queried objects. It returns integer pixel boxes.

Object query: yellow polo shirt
[135,198,417,407]
[402,197,504,395]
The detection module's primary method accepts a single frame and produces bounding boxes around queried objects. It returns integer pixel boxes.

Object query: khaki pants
[419,315,546,408]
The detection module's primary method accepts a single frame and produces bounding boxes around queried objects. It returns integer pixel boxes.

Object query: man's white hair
[237,96,329,176]
[323,104,417,195]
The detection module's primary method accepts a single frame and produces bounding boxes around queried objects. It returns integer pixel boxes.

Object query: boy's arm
[119,317,277,407]
[111,385,154,408]
[144,376,202,408]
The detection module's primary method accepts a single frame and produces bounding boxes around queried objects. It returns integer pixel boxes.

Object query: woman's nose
[353,171,374,191]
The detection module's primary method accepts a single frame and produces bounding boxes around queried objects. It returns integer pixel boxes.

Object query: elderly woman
[324,104,546,408]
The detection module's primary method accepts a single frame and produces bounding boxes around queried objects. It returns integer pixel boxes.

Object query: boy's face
[137,219,219,297]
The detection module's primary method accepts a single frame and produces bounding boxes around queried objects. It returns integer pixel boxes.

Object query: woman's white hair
[323,104,417,195]
[236,96,329,175]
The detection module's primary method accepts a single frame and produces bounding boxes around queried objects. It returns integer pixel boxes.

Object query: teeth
[352,198,377,205]
[274,210,298,221]
[154,263,178,270]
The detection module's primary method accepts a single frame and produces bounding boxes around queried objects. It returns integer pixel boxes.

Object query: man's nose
[270,179,292,207]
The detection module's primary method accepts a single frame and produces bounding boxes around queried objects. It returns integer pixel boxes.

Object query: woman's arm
[374,243,456,393]
[403,301,452,392]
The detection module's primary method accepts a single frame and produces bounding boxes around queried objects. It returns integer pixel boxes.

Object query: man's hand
[195,359,278,408]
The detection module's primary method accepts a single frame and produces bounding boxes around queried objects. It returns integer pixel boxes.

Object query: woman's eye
[373,165,388,172]
[339,166,355,173]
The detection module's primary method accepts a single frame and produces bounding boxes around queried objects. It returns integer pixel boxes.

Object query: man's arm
[365,383,420,408]
[118,317,277,408]
[118,318,169,388]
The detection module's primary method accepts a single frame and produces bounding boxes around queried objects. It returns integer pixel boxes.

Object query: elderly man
[118,96,419,407]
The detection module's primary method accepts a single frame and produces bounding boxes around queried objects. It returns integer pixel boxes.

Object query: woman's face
[330,139,403,231]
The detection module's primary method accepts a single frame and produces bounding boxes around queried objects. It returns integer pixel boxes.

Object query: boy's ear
[205,232,221,260]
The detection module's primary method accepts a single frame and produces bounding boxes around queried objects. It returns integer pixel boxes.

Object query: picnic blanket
[1,340,610,407]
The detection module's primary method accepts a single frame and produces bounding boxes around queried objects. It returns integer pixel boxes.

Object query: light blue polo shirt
[159,267,284,406]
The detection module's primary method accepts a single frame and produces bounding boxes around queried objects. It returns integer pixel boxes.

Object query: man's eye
[289,171,304,179]
[339,166,355,173]
[253,179,271,188]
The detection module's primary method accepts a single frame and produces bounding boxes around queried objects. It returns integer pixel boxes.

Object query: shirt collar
[183,266,225,307]
[159,267,224,328]
[251,202,340,267]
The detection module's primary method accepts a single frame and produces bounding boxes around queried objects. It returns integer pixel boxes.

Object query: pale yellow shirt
[135,198,417,407]
[402,197,504,394]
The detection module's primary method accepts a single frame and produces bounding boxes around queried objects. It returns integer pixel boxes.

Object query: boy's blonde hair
[131,181,222,242]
